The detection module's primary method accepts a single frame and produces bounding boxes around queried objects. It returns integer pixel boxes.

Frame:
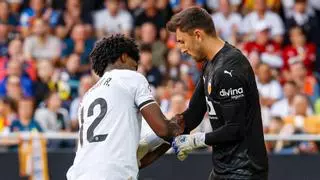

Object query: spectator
[0,22,10,57]
[0,1,18,28]
[163,48,184,81]
[293,94,313,118]
[283,94,313,131]
[309,0,320,25]
[207,0,242,12]
[281,0,315,18]
[243,21,283,69]
[140,22,167,66]
[34,91,69,132]
[265,116,284,152]
[276,95,318,154]
[165,92,187,119]
[285,0,319,44]
[93,0,133,38]
[23,18,62,62]
[20,0,60,37]
[244,0,282,12]
[156,0,174,25]
[5,39,23,61]
[282,26,316,75]
[55,0,93,40]
[211,0,242,45]
[0,96,17,127]
[170,0,205,13]
[62,24,95,73]
[242,0,285,43]
[69,75,94,131]
[127,0,143,17]
[159,79,190,113]
[134,0,165,38]
[0,39,37,81]
[271,80,313,117]
[10,98,42,133]
[257,63,283,106]
[271,81,297,118]
[138,44,162,87]
[34,60,54,106]
[6,0,22,24]
[4,76,23,101]
[256,63,283,126]
[288,61,319,103]
[59,53,82,99]
[0,60,33,98]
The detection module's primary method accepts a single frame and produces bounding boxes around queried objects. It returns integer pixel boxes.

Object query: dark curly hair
[90,34,140,77]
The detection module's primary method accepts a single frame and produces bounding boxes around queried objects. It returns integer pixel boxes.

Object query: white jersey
[67,69,155,180]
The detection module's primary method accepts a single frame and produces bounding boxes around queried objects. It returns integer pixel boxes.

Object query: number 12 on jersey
[79,98,109,146]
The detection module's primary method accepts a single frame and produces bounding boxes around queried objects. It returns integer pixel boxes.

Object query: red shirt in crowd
[243,40,282,57]
[282,43,316,75]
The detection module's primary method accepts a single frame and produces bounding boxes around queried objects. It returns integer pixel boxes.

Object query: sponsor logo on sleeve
[219,87,244,99]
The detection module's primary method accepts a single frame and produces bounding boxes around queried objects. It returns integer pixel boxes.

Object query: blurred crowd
[0,0,319,154]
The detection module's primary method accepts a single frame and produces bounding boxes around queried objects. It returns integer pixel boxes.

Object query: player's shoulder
[215,44,249,78]
[109,69,149,91]
[223,43,248,63]
[111,69,146,81]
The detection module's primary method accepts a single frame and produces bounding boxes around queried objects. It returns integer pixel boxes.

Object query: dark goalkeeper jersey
[182,42,268,179]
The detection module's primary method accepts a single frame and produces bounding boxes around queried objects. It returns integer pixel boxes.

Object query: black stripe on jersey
[138,99,155,110]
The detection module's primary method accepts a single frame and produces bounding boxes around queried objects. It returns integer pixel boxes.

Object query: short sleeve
[134,73,155,110]
[120,71,155,111]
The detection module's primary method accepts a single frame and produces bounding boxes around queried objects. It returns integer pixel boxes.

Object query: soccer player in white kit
[66,35,183,180]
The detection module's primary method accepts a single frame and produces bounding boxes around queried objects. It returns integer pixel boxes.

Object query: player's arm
[141,103,182,140]
[132,73,183,139]
[172,69,248,160]
[139,143,171,169]
[180,76,207,133]
[203,70,247,145]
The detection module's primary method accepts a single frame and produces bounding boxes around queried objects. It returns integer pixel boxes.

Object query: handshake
[170,114,208,161]
[137,114,208,164]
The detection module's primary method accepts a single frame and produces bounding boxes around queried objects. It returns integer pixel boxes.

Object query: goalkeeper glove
[172,133,208,161]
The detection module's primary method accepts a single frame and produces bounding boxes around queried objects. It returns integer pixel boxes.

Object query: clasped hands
[170,114,208,161]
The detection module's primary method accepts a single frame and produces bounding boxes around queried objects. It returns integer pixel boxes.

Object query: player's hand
[169,114,185,135]
[172,133,208,161]
[174,114,185,131]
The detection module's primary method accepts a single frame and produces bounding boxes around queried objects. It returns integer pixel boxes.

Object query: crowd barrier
[2,132,320,141]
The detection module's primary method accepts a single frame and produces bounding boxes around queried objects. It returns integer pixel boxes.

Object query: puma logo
[224,70,233,77]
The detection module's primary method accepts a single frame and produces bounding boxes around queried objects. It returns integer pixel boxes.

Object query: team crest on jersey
[208,82,212,94]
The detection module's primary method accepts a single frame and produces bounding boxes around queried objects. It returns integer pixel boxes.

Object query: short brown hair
[166,7,216,36]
